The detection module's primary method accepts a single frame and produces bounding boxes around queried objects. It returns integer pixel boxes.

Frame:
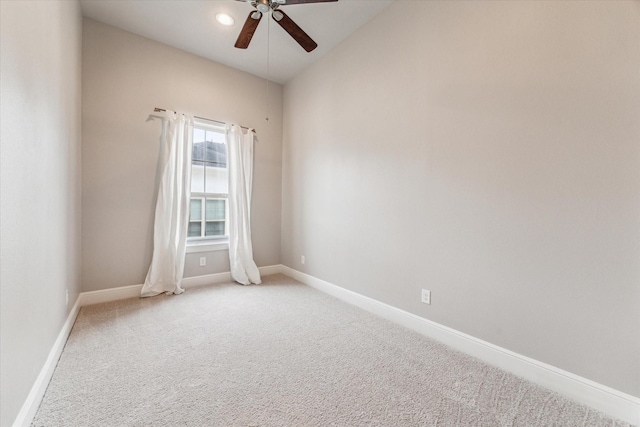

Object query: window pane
[205,140,227,168]
[205,164,228,194]
[188,222,202,237]
[205,221,225,236]
[192,128,206,164]
[191,164,205,193]
[194,128,206,144]
[206,129,225,142]
[205,129,224,143]
[206,199,225,221]
[190,199,202,221]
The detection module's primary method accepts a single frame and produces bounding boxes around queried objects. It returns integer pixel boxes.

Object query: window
[188,122,228,242]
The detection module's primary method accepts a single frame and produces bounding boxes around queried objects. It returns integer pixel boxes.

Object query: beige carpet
[33,274,630,426]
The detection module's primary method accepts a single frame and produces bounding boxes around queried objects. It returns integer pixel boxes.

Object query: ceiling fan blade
[272,9,318,52]
[281,0,338,4]
[235,11,263,49]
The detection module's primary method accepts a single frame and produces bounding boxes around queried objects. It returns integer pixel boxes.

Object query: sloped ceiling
[80,0,392,84]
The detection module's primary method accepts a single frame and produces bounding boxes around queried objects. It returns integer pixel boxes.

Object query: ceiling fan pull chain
[265,13,270,122]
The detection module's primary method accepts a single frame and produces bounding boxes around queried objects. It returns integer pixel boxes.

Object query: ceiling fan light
[256,0,270,13]
[272,10,284,21]
[215,13,235,26]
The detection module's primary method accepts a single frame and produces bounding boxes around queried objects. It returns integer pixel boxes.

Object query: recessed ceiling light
[216,13,235,27]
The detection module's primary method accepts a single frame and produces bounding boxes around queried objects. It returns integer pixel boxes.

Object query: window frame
[187,120,229,252]
[188,194,228,242]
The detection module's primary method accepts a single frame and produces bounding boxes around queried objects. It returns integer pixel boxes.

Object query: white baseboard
[280,265,640,426]
[79,284,143,306]
[12,297,82,427]
[182,265,282,288]
[256,264,282,276]
[182,271,232,288]
[78,265,282,306]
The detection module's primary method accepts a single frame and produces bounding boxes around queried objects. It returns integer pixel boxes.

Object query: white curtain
[141,112,194,297]
[226,124,261,285]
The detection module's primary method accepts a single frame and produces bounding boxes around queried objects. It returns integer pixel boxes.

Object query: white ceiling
[80,0,392,84]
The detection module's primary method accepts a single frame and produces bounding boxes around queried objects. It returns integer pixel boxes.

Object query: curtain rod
[153,108,254,133]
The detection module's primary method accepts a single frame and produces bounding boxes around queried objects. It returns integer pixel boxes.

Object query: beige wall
[0,1,83,425]
[81,19,283,291]
[281,1,640,396]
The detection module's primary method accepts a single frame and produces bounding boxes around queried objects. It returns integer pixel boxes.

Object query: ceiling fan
[234,0,338,52]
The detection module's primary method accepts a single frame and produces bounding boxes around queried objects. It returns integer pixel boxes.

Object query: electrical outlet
[301,255,305,265]
[199,257,206,267]
[421,289,431,305]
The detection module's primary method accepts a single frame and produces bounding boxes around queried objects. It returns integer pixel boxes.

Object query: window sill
[186,239,229,253]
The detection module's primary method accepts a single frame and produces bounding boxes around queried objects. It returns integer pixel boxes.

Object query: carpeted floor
[33,274,631,426]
